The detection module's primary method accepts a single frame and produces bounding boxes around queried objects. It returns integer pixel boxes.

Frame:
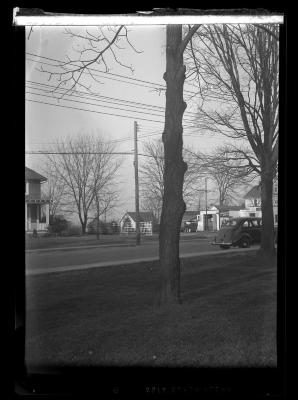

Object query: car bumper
[211,241,233,246]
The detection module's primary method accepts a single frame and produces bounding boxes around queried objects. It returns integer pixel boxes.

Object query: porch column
[45,202,50,226]
[25,202,27,231]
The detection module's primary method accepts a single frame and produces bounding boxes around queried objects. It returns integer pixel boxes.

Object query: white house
[181,210,200,232]
[243,181,278,225]
[119,211,155,235]
[25,167,50,233]
[196,207,220,231]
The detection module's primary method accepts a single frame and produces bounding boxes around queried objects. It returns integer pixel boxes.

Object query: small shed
[119,211,155,235]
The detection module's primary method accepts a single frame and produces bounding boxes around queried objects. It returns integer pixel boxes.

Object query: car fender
[234,232,252,246]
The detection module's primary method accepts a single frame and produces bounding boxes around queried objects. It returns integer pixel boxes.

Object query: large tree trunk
[96,215,100,240]
[260,168,276,256]
[159,25,188,305]
[81,216,87,235]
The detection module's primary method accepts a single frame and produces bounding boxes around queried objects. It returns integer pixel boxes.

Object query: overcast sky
[25,25,237,220]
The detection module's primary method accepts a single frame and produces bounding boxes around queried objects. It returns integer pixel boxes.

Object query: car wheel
[220,244,230,250]
[240,237,251,248]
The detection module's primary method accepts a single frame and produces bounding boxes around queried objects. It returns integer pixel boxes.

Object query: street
[25,237,258,275]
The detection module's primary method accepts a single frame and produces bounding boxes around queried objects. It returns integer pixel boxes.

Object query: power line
[26,53,199,97]
[25,149,202,167]
[26,54,167,92]
[26,89,170,121]
[26,79,199,119]
[26,90,198,126]
[26,90,197,125]
[26,80,166,113]
[26,99,165,124]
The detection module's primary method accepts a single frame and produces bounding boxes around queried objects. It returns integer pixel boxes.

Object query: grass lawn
[25,233,136,250]
[25,232,214,250]
[25,252,277,369]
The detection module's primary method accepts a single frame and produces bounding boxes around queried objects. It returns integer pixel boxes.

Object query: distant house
[119,211,156,235]
[212,204,244,227]
[182,208,221,232]
[25,167,50,233]
[243,181,278,225]
[244,185,262,209]
[196,206,221,231]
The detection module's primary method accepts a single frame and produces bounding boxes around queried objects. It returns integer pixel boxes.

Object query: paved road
[25,238,259,275]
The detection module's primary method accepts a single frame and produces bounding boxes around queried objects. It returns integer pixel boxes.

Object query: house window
[249,213,256,217]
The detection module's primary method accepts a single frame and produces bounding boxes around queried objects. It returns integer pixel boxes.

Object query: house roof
[125,211,155,223]
[25,167,47,182]
[213,204,244,212]
[182,211,200,221]
[244,185,261,199]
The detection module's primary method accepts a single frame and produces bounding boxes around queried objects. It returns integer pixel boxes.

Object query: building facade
[243,181,278,225]
[119,211,155,235]
[25,167,50,233]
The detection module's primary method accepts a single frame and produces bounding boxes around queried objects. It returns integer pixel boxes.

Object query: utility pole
[195,179,214,231]
[134,121,141,245]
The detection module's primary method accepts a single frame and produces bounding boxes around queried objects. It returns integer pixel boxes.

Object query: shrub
[87,219,120,235]
[48,215,69,235]
[65,223,82,236]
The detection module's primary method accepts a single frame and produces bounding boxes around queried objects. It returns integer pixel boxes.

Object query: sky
[25,25,239,221]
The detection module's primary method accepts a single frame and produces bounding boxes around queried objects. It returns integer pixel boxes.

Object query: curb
[26,247,257,276]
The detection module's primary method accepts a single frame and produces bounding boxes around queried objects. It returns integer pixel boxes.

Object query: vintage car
[212,217,262,249]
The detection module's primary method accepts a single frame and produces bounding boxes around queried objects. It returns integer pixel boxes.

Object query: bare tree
[192,146,258,207]
[37,26,142,96]
[140,140,202,220]
[92,184,121,240]
[35,23,204,305]
[139,141,164,221]
[46,134,121,235]
[185,24,279,256]
[41,162,65,217]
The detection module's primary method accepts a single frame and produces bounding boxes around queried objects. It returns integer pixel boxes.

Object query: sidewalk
[26,247,257,276]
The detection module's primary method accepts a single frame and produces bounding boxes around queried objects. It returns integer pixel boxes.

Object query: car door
[240,219,250,238]
[249,219,261,243]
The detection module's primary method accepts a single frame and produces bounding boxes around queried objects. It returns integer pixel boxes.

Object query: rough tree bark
[159,25,189,305]
[260,163,275,256]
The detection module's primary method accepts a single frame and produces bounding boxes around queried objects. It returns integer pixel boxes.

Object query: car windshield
[224,219,238,226]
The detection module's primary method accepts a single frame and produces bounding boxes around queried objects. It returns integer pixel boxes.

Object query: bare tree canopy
[38,26,142,96]
[185,23,279,255]
[41,161,65,217]
[188,146,258,206]
[140,140,202,220]
[45,133,122,234]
